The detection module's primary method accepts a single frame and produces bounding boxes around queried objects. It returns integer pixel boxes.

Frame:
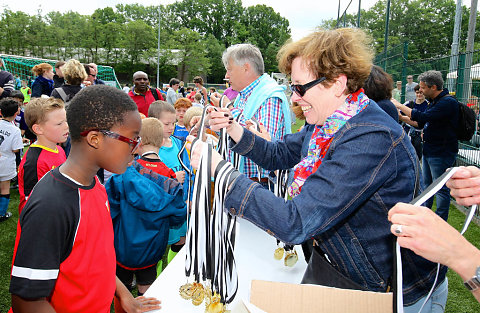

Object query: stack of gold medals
[271,169,298,267]
[180,105,238,312]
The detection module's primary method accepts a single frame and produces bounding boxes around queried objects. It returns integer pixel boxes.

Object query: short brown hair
[140,117,164,147]
[277,28,373,94]
[55,61,66,69]
[174,98,192,110]
[183,107,203,130]
[148,100,175,119]
[194,93,202,101]
[363,65,393,101]
[25,97,65,132]
[193,76,204,85]
[31,63,53,76]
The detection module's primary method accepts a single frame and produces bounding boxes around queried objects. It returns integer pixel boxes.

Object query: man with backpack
[128,71,164,116]
[395,70,459,221]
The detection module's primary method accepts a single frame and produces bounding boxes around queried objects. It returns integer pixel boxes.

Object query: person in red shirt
[128,71,164,117]
[10,85,161,313]
[18,98,68,214]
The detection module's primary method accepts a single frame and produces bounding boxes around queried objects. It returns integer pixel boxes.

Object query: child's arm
[115,276,162,312]
[11,295,56,313]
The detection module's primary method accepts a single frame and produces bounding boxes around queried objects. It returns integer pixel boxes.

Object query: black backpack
[444,95,476,141]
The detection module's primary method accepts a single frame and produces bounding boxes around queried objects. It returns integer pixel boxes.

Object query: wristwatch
[464,266,480,291]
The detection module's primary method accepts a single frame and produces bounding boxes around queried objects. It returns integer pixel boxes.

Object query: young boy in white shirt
[0,98,23,221]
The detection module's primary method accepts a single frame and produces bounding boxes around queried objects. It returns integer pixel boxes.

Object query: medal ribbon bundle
[179,105,239,312]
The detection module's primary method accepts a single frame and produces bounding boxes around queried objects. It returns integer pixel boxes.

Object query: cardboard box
[250,280,393,313]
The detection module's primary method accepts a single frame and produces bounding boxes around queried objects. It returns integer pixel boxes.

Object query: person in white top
[0,98,24,221]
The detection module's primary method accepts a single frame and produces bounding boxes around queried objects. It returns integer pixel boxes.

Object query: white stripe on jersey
[12,266,59,280]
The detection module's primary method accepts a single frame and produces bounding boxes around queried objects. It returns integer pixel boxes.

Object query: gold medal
[206,292,226,313]
[274,247,284,260]
[284,249,298,267]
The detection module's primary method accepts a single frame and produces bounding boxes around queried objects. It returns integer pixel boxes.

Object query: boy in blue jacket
[106,117,187,296]
[148,100,191,261]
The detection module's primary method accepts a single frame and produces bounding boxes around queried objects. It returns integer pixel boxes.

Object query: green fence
[0,54,121,89]
[375,43,480,170]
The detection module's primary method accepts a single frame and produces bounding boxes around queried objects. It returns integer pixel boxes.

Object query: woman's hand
[388,203,465,267]
[186,135,224,176]
[208,108,244,142]
[245,120,271,142]
[446,166,480,207]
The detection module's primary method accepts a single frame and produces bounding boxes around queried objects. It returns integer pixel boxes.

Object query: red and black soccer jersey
[10,167,116,313]
[18,144,66,214]
[137,156,176,178]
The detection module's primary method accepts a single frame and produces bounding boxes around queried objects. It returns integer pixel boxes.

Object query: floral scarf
[288,89,370,198]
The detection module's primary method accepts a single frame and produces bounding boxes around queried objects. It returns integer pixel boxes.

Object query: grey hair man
[212,43,291,183]
[394,69,459,221]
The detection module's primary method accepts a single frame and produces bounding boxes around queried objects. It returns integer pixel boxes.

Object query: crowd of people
[0,26,479,313]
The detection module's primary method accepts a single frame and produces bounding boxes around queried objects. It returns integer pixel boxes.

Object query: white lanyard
[396,167,478,313]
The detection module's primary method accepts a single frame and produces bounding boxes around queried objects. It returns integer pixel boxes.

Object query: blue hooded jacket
[106,160,187,269]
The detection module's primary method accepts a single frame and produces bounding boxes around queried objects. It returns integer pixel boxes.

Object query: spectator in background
[31,63,54,98]
[51,59,87,103]
[405,75,418,102]
[193,76,208,105]
[179,81,186,97]
[15,75,22,90]
[397,84,429,161]
[173,98,192,140]
[88,63,105,85]
[395,70,459,221]
[83,64,96,86]
[223,80,239,102]
[20,81,31,104]
[392,80,402,102]
[166,78,180,105]
[123,83,130,93]
[0,59,15,99]
[128,71,164,117]
[53,61,66,88]
[363,65,399,122]
[192,92,203,108]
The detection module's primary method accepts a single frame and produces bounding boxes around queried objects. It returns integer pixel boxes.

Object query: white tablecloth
[144,218,308,312]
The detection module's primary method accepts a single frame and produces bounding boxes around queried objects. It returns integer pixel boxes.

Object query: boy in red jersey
[106,117,186,296]
[17,98,68,214]
[9,85,161,312]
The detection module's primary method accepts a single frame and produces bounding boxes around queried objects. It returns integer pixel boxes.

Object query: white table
[144,218,307,312]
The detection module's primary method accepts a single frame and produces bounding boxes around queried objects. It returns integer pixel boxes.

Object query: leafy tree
[205,34,226,83]
[165,27,211,81]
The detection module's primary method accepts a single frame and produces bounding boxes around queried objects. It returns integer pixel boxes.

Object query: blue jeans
[422,154,456,221]
[404,278,448,313]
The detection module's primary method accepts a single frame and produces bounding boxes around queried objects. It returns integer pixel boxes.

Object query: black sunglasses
[290,77,327,97]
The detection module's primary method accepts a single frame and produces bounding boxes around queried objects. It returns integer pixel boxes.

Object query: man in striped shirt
[214,43,291,183]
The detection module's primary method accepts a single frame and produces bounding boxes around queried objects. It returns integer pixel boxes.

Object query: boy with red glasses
[9,85,161,312]
[106,117,186,296]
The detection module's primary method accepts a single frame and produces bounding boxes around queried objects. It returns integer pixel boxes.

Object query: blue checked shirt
[230,76,287,179]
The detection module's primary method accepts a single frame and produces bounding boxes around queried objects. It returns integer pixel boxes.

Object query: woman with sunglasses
[188,28,445,312]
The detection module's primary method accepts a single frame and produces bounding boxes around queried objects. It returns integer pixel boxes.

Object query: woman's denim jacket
[224,102,445,306]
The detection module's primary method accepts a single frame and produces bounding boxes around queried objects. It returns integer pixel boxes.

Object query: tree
[165,27,211,81]
[242,5,290,73]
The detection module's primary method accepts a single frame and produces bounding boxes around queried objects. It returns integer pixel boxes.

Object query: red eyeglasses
[80,129,141,153]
